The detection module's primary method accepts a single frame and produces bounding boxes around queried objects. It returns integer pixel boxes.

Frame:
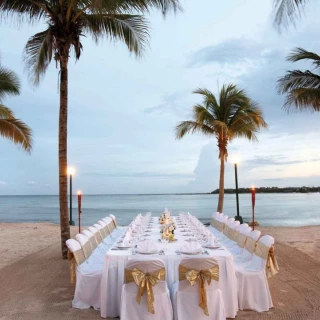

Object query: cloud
[0,180,6,185]
[26,181,37,186]
[143,91,191,116]
[245,155,320,167]
[188,38,267,67]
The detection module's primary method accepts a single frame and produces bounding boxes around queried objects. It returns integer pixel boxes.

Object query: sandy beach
[1,222,320,319]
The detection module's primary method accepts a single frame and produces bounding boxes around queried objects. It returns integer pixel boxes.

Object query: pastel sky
[1,0,320,195]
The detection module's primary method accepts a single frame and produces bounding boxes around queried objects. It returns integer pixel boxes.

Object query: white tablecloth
[100,217,238,318]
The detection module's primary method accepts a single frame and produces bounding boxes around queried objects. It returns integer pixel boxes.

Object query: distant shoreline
[211,186,320,194]
[1,188,320,196]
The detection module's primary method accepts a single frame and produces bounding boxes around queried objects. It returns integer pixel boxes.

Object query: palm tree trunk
[217,150,225,212]
[59,55,70,259]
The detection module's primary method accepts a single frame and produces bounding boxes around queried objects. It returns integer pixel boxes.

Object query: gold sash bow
[67,249,86,284]
[111,217,117,229]
[125,267,166,314]
[236,233,247,248]
[231,230,240,241]
[245,237,257,253]
[255,243,279,278]
[179,264,219,316]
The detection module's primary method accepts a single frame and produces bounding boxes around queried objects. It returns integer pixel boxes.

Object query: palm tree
[0,65,32,152]
[0,0,181,258]
[175,84,267,213]
[273,0,308,30]
[278,47,320,112]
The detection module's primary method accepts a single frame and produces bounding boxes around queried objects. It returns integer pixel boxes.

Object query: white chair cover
[120,259,173,320]
[172,257,226,320]
[236,235,275,312]
[66,238,102,310]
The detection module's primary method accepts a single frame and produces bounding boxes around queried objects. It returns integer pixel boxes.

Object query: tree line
[211,186,320,194]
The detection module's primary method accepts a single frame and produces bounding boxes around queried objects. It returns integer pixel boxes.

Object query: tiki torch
[251,186,256,230]
[78,190,82,233]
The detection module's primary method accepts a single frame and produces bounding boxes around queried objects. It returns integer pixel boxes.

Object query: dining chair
[66,239,102,310]
[236,235,278,312]
[120,258,173,320]
[172,257,226,320]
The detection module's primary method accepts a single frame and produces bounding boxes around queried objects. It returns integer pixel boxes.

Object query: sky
[1,0,320,195]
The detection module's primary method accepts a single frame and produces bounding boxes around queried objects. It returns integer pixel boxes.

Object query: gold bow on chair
[179,264,219,316]
[125,267,166,314]
[255,243,279,278]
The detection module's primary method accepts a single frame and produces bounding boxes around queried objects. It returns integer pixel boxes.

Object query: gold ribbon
[67,249,86,284]
[125,267,166,314]
[104,226,110,236]
[111,217,118,229]
[210,219,217,228]
[231,230,240,241]
[223,225,230,236]
[179,264,219,316]
[217,221,225,232]
[67,250,76,284]
[245,237,257,253]
[255,243,279,278]
[93,231,103,244]
[236,233,247,248]
[89,236,98,250]
[82,241,93,259]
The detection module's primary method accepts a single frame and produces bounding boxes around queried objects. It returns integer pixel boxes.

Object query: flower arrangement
[159,208,173,225]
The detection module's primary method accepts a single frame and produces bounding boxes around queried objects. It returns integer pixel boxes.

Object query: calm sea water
[0,193,319,227]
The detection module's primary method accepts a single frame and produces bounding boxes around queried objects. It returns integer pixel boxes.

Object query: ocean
[0,193,319,227]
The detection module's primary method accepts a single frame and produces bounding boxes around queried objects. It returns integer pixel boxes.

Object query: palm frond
[83,13,149,56]
[287,47,320,68]
[0,66,20,100]
[0,116,33,152]
[95,0,182,15]
[283,88,320,112]
[175,120,215,139]
[0,104,15,118]
[0,0,47,23]
[278,70,320,95]
[273,0,307,31]
[24,28,53,85]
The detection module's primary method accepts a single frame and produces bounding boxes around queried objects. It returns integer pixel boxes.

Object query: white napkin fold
[136,240,157,253]
[204,237,219,247]
[180,241,202,254]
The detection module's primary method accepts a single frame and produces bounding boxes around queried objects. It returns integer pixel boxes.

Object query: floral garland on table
[159,208,173,225]
[159,209,176,241]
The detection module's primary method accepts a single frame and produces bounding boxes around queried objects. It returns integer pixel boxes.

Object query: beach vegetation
[175,84,267,212]
[278,47,320,112]
[0,0,181,258]
[273,0,308,31]
[0,64,32,152]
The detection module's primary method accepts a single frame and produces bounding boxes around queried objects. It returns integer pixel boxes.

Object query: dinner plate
[202,245,221,249]
[136,250,157,254]
[180,250,202,255]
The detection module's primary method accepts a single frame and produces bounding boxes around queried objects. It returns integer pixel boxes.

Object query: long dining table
[100,216,238,318]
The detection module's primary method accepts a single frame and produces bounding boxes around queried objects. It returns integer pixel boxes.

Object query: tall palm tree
[0,0,181,258]
[278,47,320,112]
[175,84,267,213]
[0,65,32,151]
[273,0,308,30]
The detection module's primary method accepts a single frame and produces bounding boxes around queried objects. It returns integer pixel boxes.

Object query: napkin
[118,233,133,247]
[180,241,202,254]
[136,240,157,254]
[204,237,219,248]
